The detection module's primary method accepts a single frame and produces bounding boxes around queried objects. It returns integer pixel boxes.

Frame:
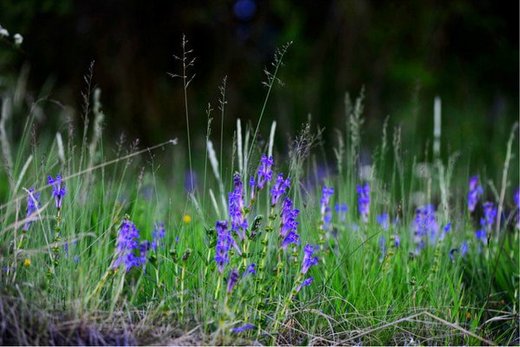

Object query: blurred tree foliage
[0,0,517,172]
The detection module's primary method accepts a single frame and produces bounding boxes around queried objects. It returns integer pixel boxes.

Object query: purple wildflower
[280,198,300,248]
[376,213,389,230]
[467,176,483,213]
[229,173,247,239]
[320,186,334,215]
[475,228,487,244]
[439,222,451,241]
[460,241,468,256]
[301,244,319,274]
[231,323,255,334]
[139,240,151,267]
[215,220,238,273]
[394,234,401,248]
[297,276,314,292]
[113,219,141,271]
[244,263,256,276]
[227,268,240,293]
[481,202,497,230]
[271,173,290,206]
[413,205,439,253]
[335,203,348,222]
[320,186,334,231]
[256,155,274,190]
[48,175,66,209]
[356,183,370,222]
[23,188,40,231]
[151,222,166,251]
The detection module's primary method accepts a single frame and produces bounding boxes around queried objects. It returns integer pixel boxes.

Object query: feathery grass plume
[79,61,95,170]
[433,96,442,158]
[495,123,518,236]
[207,140,227,216]
[346,88,365,170]
[392,125,406,216]
[169,34,197,192]
[467,176,483,213]
[88,88,104,165]
[237,119,243,178]
[288,122,323,202]
[218,76,227,180]
[268,121,277,158]
[333,129,345,177]
[202,103,214,207]
[55,132,65,165]
[14,155,32,193]
[248,41,292,165]
[0,97,14,191]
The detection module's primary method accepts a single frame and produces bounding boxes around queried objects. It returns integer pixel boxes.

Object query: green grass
[0,54,518,345]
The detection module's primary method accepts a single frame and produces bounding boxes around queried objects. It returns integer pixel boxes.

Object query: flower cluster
[320,186,334,231]
[227,268,240,293]
[356,183,370,222]
[467,176,483,213]
[413,204,439,252]
[301,244,319,274]
[215,220,238,273]
[271,173,290,206]
[151,222,166,251]
[231,323,255,334]
[377,213,389,230]
[23,188,40,231]
[280,198,300,248]
[335,203,348,222]
[113,219,142,271]
[476,202,497,244]
[256,154,274,190]
[48,175,66,209]
[229,173,247,240]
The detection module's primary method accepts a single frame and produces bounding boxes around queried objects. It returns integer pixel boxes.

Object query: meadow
[0,42,519,345]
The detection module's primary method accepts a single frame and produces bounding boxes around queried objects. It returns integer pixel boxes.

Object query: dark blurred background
[0,0,518,170]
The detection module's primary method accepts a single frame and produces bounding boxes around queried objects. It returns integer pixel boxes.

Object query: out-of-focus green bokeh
[0,0,517,173]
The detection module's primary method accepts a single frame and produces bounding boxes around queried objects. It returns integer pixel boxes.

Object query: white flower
[13,33,23,45]
[0,27,9,37]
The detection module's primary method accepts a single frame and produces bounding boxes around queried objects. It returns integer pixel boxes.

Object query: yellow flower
[23,258,31,267]
[182,214,192,224]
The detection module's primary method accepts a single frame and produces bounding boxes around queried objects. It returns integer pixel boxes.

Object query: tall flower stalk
[48,175,66,271]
